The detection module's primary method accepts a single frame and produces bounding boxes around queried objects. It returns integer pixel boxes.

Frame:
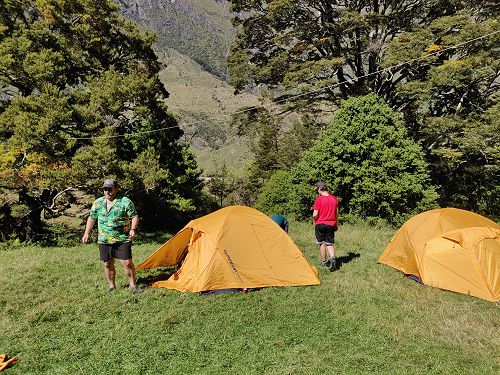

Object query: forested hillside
[158,48,259,175]
[118,0,234,79]
[1,0,498,245]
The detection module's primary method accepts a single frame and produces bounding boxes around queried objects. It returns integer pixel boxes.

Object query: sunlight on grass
[1,222,498,374]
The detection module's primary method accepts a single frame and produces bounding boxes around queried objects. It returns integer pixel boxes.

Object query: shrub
[256,170,292,215]
[288,94,438,225]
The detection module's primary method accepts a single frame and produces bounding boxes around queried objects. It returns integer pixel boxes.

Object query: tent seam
[250,223,273,271]
[192,243,219,290]
[470,235,497,300]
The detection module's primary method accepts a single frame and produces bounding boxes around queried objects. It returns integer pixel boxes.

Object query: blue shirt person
[270,214,289,233]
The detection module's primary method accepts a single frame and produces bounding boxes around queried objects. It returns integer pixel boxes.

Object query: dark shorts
[99,242,132,262]
[315,224,336,245]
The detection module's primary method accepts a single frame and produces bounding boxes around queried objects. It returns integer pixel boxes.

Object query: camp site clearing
[0,221,498,374]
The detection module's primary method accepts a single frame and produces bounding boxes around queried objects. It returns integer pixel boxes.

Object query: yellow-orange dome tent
[379,208,499,302]
[137,205,320,292]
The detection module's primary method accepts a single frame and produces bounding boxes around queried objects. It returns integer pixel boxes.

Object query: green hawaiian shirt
[89,195,137,244]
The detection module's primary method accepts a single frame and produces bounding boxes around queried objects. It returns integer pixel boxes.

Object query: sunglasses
[103,187,114,192]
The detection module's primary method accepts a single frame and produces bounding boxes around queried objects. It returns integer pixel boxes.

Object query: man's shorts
[315,224,336,245]
[99,242,132,262]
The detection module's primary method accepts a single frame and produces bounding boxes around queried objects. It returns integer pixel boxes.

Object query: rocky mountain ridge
[118,0,234,79]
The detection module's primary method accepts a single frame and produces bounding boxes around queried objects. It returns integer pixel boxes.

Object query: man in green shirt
[82,179,142,293]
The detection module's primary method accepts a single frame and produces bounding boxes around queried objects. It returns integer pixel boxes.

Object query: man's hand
[128,229,136,240]
[82,217,95,244]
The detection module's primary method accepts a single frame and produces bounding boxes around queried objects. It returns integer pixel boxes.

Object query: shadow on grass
[335,252,361,270]
[137,267,177,286]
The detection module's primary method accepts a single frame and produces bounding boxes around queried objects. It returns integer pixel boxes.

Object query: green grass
[1,222,498,374]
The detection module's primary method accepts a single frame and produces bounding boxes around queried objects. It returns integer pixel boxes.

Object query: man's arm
[334,206,339,230]
[129,215,139,239]
[82,217,95,243]
[312,209,319,221]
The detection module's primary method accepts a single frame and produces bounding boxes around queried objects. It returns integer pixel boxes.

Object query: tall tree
[232,105,321,203]
[0,0,201,241]
[207,164,236,207]
[227,1,499,217]
[385,14,500,214]
[228,1,498,105]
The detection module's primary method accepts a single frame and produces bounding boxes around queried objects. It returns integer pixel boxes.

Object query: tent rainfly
[137,205,320,293]
[379,208,499,302]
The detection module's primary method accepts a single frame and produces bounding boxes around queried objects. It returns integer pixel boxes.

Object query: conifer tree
[0,0,201,241]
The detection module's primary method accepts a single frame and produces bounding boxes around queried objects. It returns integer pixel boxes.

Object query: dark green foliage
[0,0,202,241]
[232,107,323,203]
[256,170,292,215]
[120,0,234,79]
[205,165,265,208]
[283,95,438,224]
[423,109,500,217]
[227,0,499,218]
[387,17,500,217]
[233,108,280,177]
[278,114,321,170]
[231,107,282,201]
[228,0,487,104]
[228,173,262,207]
[250,118,281,181]
[207,164,236,207]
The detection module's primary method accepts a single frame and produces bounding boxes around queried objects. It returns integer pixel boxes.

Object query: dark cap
[102,179,117,188]
[315,181,327,190]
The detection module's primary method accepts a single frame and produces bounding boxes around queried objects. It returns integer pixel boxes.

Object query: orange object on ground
[137,205,320,292]
[0,354,18,371]
[379,208,499,302]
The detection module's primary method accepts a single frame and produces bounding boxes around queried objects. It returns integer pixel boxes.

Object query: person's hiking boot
[321,260,328,268]
[130,286,143,294]
[328,256,337,272]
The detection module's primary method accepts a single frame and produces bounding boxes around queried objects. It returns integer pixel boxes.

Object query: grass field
[1,221,498,374]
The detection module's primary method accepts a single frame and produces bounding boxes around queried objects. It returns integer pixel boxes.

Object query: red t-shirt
[313,194,338,226]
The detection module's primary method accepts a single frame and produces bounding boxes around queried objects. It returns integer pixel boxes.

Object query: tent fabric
[137,205,320,292]
[379,208,500,302]
[0,355,18,371]
[421,227,499,302]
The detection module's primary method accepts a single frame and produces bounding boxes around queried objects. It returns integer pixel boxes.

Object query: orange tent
[379,208,499,302]
[137,205,320,292]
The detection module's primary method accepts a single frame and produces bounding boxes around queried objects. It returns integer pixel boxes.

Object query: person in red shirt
[312,181,339,271]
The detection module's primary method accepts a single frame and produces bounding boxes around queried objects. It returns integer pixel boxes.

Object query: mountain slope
[159,48,259,175]
[117,0,259,175]
[118,0,234,78]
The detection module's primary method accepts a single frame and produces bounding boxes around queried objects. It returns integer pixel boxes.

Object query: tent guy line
[69,29,500,141]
